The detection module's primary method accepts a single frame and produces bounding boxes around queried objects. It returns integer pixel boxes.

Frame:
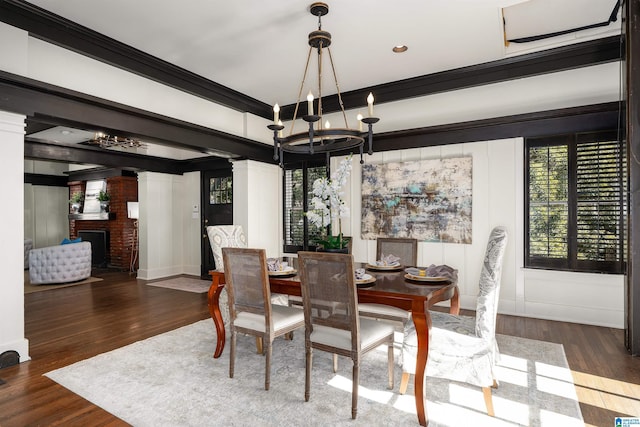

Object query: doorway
[201,168,233,277]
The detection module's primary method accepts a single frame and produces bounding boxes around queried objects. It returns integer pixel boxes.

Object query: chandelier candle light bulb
[307,91,314,115]
[357,113,363,131]
[367,92,374,116]
[277,120,283,137]
[273,103,280,124]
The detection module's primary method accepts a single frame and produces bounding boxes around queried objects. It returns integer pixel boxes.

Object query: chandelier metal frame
[268,2,379,167]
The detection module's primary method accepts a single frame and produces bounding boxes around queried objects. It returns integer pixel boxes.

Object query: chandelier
[89,132,146,149]
[268,2,379,167]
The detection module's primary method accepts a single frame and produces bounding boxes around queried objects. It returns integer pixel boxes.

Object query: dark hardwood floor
[0,270,638,426]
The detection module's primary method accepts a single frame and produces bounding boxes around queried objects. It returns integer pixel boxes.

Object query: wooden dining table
[207,263,459,427]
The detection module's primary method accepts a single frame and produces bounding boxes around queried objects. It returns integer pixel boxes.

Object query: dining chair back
[207,225,247,272]
[359,237,418,325]
[222,247,305,391]
[297,251,395,420]
[376,237,417,266]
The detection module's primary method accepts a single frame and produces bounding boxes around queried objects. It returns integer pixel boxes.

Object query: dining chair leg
[229,330,237,379]
[305,346,312,402]
[399,372,410,394]
[352,360,360,419]
[256,337,263,354]
[492,378,499,389]
[265,339,271,391]
[387,344,394,389]
[483,386,495,417]
[332,354,338,373]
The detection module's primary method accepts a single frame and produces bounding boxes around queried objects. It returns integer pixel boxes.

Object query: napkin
[267,258,281,272]
[405,264,458,281]
[376,253,401,266]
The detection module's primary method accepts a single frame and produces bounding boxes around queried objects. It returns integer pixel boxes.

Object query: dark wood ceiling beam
[281,35,624,118]
[0,71,276,164]
[24,139,182,174]
[0,0,270,117]
[371,102,622,152]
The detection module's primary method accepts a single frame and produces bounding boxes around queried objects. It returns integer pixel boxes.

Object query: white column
[0,110,29,362]
[232,160,281,258]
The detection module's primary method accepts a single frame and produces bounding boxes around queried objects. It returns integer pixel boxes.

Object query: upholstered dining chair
[359,237,418,325]
[206,225,247,272]
[207,224,288,336]
[297,251,395,420]
[222,247,305,391]
[399,226,508,417]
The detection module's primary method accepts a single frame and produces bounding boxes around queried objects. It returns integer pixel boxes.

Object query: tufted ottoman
[28,241,92,285]
[24,238,33,269]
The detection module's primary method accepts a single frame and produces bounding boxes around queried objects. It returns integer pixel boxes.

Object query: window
[525,131,626,273]
[210,176,232,205]
[283,160,327,252]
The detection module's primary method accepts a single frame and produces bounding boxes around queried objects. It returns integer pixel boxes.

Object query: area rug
[146,276,211,293]
[45,320,583,426]
[24,273,103,294]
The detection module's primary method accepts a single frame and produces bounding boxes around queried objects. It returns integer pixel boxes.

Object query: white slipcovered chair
[400,226,508,417]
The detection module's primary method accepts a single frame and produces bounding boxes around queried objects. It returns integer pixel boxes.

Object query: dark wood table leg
[412,302,431,426]
[207,273,226,358]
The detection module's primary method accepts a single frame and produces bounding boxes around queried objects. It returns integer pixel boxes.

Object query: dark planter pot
[317,247,349,254]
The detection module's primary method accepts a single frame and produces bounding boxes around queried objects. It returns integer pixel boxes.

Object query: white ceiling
[24,0,619,107]
[21,0,621,161]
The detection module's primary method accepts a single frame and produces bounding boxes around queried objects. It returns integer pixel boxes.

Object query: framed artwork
[361,157,472,244]
[83,180,107,213]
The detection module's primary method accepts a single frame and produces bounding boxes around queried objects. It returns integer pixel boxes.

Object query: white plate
[356,274,376,284]
[268,267,297,276]
[366,263,403,271]
[404,273,449,282]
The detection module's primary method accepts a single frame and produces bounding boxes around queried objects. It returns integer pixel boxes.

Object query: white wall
[338,137,625,329]
[181,171,203,276]
[137,172,185,280]
[0,111,29,362]
[232,160,282,258]
[24,160,70,248]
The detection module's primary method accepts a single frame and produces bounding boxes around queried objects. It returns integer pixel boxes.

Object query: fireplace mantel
[68,213,115,221]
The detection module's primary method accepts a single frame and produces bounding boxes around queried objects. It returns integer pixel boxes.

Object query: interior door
[201,168,233,277]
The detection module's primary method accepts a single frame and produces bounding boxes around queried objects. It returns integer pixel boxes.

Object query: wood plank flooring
[0,270,638,426]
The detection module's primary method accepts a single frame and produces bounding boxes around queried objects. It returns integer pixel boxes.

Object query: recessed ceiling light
[393,45,408,53]
[60,129,72,135]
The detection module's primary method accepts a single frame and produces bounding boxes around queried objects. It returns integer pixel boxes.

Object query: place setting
[266,258,297,277]
[365,253,404,271]
[403,265,458,285]
[355,268,376,288]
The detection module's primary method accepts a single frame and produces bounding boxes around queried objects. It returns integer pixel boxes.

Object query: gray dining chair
[359,237,418,325]
[399,226,508,417]
[222,247,305,391]
[297,251,395,420]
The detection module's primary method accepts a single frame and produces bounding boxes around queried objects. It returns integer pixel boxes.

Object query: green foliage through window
[525,131,625,273]
[283,161,327,252]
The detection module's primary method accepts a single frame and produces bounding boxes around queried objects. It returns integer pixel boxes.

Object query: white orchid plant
[305,155,353,250]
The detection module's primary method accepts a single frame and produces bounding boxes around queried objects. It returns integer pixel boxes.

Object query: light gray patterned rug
[45,320,583,426]
[146,276,211,293]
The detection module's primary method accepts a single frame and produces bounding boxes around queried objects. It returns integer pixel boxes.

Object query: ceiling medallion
[268,2,379,167]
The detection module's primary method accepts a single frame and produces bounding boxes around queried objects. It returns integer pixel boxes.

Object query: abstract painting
[361,157,472,243]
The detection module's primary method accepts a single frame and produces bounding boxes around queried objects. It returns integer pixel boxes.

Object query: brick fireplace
[69,175,138,270]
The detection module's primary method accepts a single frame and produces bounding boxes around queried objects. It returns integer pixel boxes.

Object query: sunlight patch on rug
[44,320,583,427]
